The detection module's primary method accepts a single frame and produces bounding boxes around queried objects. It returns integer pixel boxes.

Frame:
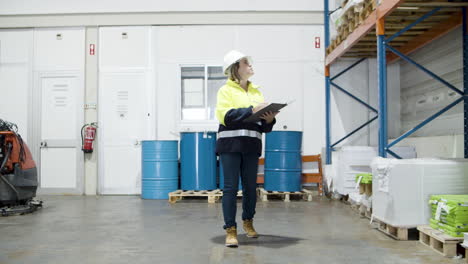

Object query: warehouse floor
[0,196,464,264]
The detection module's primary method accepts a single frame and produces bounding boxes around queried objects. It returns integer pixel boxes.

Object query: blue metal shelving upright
[324,0,332,164]
[464,7,468,158]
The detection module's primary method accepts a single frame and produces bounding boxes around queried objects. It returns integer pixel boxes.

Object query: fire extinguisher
[81,123,97,153]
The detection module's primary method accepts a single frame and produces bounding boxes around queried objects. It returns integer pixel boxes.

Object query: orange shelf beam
[325,0,403,66]
[387,12,462,64]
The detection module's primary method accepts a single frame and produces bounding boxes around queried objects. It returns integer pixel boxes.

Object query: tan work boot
[243,219,259,238]
[225,226,238,247]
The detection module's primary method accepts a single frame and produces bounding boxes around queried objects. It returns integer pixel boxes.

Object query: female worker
[215,50,278,247]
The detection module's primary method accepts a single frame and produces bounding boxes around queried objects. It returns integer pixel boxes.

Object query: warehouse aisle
[0,196,463,264]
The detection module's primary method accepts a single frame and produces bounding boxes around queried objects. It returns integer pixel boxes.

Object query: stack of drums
[141,140,179,199]
[180,132,217,190]
[264,131,303,192]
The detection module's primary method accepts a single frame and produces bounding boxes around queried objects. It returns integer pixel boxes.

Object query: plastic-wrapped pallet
[334,146,377,196]
[429,195,468,237]
[331,146,416,196]
[372,158,468,227]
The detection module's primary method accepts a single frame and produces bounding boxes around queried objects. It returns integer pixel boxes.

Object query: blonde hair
[228,62,242,83]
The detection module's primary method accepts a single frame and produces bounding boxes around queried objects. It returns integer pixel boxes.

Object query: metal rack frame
[324,0,468,164]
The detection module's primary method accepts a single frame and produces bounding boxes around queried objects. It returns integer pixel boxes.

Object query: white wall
[396,27,465,158]
[0,0,323,15]
[0,2,330,193]
[152,26,234,138]
[391,135,463,158]
[329,58,401,149]
[331,59,371,147]
[0,29,33,140]
[0,24,325,194]
[152,25,324,155]
[400,28,463,137]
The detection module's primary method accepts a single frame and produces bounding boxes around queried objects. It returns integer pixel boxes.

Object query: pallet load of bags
[371,158,468,227]
[429,195,468,237]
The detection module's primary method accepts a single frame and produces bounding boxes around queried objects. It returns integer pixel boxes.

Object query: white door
[32,27,85,195]
[98,26,153,195]
[38,74,83,194]
[99,72,148,194]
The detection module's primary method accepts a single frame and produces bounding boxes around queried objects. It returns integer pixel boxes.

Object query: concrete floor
[0,196,464,264]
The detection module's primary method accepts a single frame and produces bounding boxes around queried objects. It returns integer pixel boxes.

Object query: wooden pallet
[168,189,243,203]
[373,217,418,240]
[417,225,463,258]
[460,245,468,263]
[257,188,314,202]
[348,0,377,34]
[357,1,375,24]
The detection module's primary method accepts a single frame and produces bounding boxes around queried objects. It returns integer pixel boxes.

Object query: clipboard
[243,103,287,123]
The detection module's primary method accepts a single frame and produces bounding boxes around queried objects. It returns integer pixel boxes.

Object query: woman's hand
[253,102,269,113]
[260,111,278,124]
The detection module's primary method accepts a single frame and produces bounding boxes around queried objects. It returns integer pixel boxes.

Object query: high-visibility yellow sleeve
[215,87,232,126]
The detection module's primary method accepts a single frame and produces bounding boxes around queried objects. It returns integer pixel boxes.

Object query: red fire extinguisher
[81,123,97,153]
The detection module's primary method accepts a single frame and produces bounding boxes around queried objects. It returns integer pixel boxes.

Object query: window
[181,65,226,121]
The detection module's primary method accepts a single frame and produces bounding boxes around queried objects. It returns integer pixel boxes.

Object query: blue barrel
[141,140,178,199]
[218,159,242,190]
[180,132,217,190]
[264,131,302,192]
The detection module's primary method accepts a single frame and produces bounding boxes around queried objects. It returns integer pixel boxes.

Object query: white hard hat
[223,50,252,76]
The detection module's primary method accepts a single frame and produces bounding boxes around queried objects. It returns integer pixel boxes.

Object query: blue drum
[180,132,217,190]
[264,131,302,192]
[141,140,178,199]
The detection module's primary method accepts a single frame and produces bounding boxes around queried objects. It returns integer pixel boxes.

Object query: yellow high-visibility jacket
[215,79,275,155]
[215,79,264,126]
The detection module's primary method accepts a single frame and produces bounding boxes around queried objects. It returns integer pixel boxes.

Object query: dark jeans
[220,152,259,229]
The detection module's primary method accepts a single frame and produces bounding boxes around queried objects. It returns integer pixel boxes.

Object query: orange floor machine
[0,119,41,216]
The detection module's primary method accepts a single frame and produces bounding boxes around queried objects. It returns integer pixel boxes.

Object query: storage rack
[324,0,468,164]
